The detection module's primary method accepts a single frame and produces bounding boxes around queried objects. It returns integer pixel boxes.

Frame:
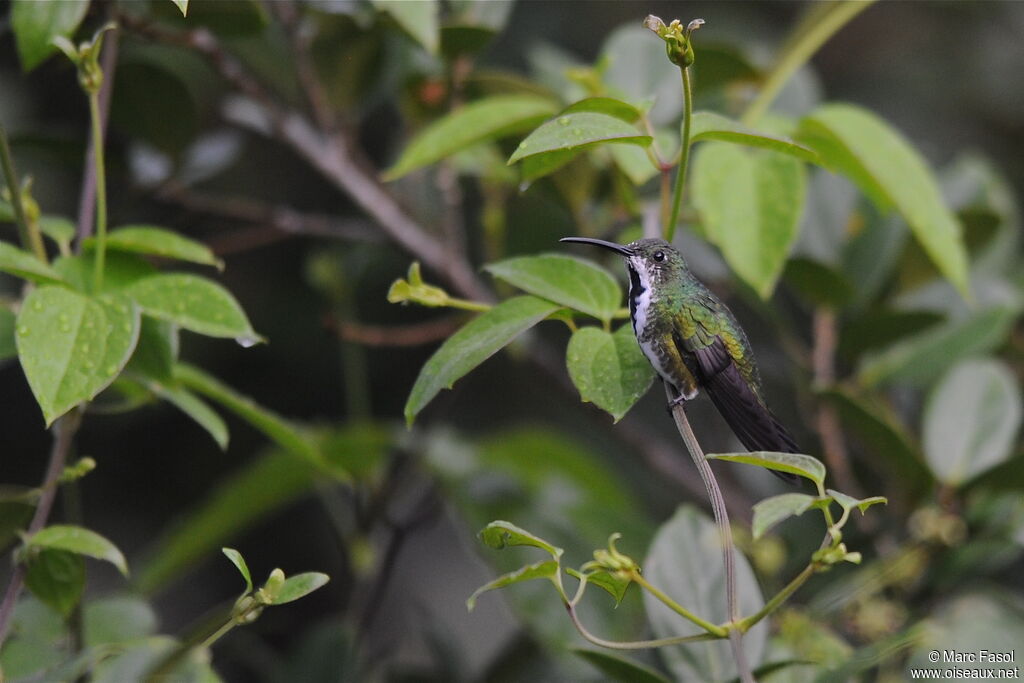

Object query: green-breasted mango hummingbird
[561,237,799,480]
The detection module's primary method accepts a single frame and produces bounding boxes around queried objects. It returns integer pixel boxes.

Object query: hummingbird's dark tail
[693,354,802,484]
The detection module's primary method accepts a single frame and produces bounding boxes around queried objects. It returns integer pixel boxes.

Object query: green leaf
[466,560,560,611]
[123,273,260,342]
[485,254,621,321]
[690,111,819,163]
[136,450,317,594]
[24,549,84,617]
[373,0,438,54]
[404,296,559,424]
[95,293,142,388]
[126,317,178,382]
[384,95,557,179]
[39,215,76,250]
[0,308,17,361]
[692,142,806,298]
[508,112,652,165]
[708,451,826,486]
[11,0,89,70]
[561,97,641,123]
[86,225,222,269]
[27,524,128,576]
[751,493,821,540]
[272,572,330,605]
[609,144,659,185]
[566,325,654,422]
[91,635,218,683]
[173,362,324,469]
[519,148,579,183]
[147,381,229,450]
[572,649,670,683]
[857,303,1020,388]
[782,258,854,309]
[478,520,563,559]
[171,0,188,17]
[84,596,158,646]
[53,251,157,294]
[16,286,139,426]
[825,489,887,515]
[922,358,1022,486]
[797,104,971,298]
[222,547,253,594]
[643,505,766,682]
[567,567,631,606]
[0,242,66,284]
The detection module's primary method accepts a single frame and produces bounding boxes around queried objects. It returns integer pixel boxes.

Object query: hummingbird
[561,237,800,481]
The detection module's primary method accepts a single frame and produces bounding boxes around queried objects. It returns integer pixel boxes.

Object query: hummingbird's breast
[626,262,699,399]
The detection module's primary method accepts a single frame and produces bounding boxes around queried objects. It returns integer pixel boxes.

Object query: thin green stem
[445,296,491,312]
[738,562,815,633]
[666,66,693,241]
[0,124,46,261]
[88,91,108,291]
[566,602,720,650]
[742,1,874,126]
[631,571,727,637]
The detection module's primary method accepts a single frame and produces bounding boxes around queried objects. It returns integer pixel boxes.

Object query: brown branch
[324,314,464,347]
[120,12,490,302]
[155,184,380,245]
[0,409,84,648]
[812,309,862,498]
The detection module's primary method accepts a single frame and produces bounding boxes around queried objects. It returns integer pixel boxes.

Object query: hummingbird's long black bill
[560,237,633,256]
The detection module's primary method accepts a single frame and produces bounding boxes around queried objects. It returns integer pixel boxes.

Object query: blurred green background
[1,1,1023,681]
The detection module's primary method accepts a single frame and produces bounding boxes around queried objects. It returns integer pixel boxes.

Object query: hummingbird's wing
[682,336,801,483]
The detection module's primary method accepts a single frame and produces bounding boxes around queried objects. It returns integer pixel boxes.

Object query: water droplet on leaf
[558,116,570,126]
[235,335,259,348]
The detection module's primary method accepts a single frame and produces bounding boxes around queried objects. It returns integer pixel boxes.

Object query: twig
[75,24,118,245]
[566,602,717,650]
[155,184,380,245]
[666,384,754,683]
[118,13,490,302]
[324,314,464,347]
[811,309,862,499]
[0,409,84,648]
[0,123,46,261]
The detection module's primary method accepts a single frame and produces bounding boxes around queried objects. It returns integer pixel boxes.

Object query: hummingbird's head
[559,237,688,287]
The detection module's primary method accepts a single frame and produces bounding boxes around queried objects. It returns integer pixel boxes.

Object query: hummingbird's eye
[653,251,665,262]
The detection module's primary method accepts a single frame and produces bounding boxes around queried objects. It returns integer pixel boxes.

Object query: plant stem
[444,296,491,313]
[666,67,693,242]
[666,384,754,683]
[0,124,46,261]
[737,562,815,632]
[75,25,118,245]
[742,1,874,126]
[88,91,108,292]
[0,409,84,648]
[630,571,727,637]
[565,603,718,650]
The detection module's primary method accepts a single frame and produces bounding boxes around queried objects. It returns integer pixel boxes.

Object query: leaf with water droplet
[16,287,111,425]
[565,324,654,422]
[94,293,141,395]
[124,273,261,341]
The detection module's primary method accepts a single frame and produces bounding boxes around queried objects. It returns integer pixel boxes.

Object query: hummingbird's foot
[665,393,687,414]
